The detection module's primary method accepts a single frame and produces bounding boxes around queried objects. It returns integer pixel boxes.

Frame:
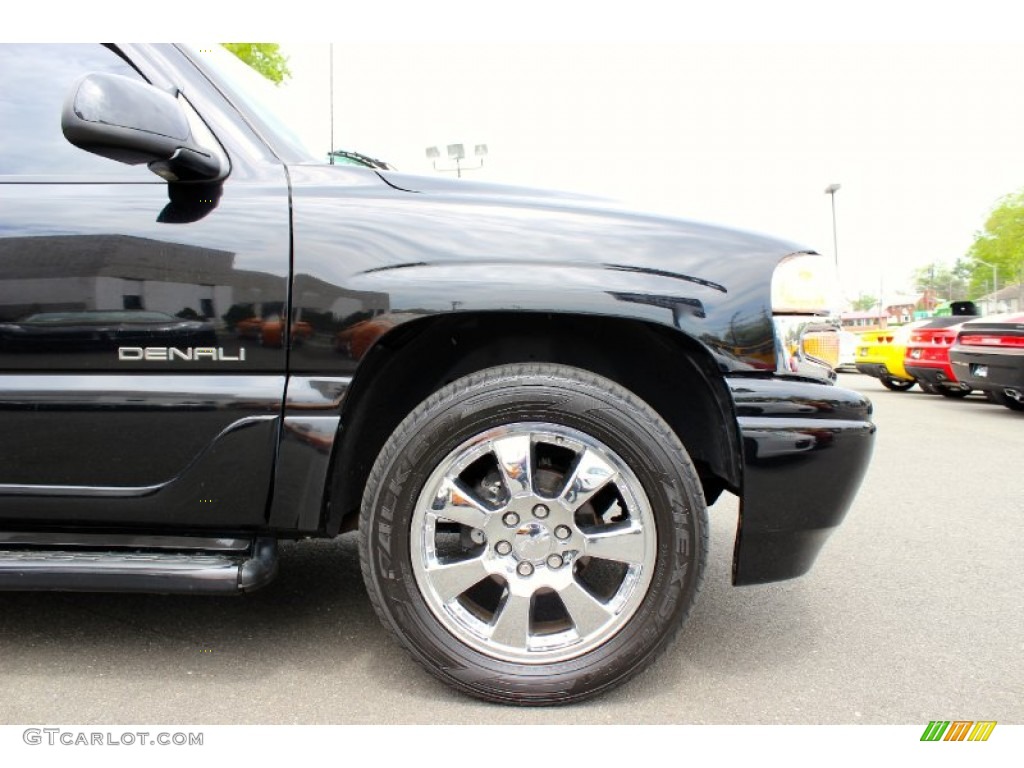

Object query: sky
[272,40,1024,303]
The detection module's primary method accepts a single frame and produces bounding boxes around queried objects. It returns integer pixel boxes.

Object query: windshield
[178,44,319,163]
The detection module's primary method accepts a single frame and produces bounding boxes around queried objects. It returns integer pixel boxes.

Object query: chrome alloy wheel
[410,422,657,664]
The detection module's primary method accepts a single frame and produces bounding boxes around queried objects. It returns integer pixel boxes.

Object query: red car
[235,315,313,348]
[904,318,974,398]
[949,313,1024,412]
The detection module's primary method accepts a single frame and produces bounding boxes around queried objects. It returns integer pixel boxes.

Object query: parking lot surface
[0,374,1020,724]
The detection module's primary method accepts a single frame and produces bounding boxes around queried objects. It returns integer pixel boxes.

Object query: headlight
[771,252,839,315]
[772,252,841,381]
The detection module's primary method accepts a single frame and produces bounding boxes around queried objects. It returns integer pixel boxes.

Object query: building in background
[840,309,888,332]
[975,283,1023,316]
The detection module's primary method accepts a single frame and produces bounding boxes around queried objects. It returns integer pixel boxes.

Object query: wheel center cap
[513,521,552,561]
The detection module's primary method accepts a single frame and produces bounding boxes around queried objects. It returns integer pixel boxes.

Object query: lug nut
[546,554,563,569]
[554,525,572,540]
[517,561,534,577]
[470,528,486,545]
[502,512,520,527]
[532,504,549,519]
[495,540,512,556]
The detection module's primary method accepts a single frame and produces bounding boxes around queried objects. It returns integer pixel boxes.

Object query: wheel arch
[325,311,741,534]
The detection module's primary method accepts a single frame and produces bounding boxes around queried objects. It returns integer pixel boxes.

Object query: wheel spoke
[559,447,617,511]
[411,420,661,665]
[491,434,533,498]
[583,524,645,565]
[430,477,491,529]
[558,580,614,638]
[489,591,532,648]
[425,556,491,603]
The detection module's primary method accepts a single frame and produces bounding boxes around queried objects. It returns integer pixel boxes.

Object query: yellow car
[854,320,934,391]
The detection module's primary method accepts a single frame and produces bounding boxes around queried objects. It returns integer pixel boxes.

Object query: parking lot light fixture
[427,142,487,178]
[824,184,841,272]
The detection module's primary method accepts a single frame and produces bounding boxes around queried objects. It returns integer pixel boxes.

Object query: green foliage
[967,190,1024,297]
[221,43,291,85]
[911,261,970,301]
[851,294,877,311]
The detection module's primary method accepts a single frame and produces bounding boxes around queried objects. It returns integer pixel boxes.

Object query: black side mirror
[61,73,226,183]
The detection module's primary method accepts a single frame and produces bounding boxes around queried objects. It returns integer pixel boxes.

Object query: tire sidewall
[881,377,914,391]
[361,366,705,703]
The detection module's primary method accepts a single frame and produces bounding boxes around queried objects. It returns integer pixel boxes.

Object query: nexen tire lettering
[117,347,247,361]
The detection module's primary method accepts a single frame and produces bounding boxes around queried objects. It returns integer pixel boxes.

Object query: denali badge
[118,347,247,361]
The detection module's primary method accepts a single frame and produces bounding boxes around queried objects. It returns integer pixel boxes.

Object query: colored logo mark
[920,721,996,742]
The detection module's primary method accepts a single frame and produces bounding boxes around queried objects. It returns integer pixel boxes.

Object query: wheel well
[327,312,740,533]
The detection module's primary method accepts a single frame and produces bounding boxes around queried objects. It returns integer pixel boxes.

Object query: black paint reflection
[0,309,216,352]
[0,234,290,370]
[287,165,799,375]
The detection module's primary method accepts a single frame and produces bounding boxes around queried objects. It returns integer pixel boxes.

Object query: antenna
[329,43,335,155]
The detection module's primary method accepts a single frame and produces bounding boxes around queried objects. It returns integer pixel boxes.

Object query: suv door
[0,44,291,529]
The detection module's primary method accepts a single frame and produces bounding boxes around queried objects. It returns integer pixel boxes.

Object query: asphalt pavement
[0,373,1021,724]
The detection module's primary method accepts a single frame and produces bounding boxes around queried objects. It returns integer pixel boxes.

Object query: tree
[910,260,970,300]
[966,190,1024,297]
[851,294,877,311]
[221,43,291,85]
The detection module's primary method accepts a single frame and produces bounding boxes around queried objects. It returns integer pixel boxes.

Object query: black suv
[0,44,874,704]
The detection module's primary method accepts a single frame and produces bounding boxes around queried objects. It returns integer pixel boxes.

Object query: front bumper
[727,376,875,586]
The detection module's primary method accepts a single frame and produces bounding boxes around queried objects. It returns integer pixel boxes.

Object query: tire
[918,381,939,394]
[359,363,707,705]
[989,390,1024,412]
[880,377,915,392]
[938,385,971,399]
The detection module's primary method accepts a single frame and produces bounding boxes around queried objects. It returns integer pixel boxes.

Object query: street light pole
[824,184,841,272]
[974,258,999,309]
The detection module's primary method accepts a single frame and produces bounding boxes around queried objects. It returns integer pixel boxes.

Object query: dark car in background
[0,309,216,352]
[950,313,1024,412]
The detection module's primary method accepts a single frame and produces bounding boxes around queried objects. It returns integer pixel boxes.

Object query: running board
[0,537,277,594]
